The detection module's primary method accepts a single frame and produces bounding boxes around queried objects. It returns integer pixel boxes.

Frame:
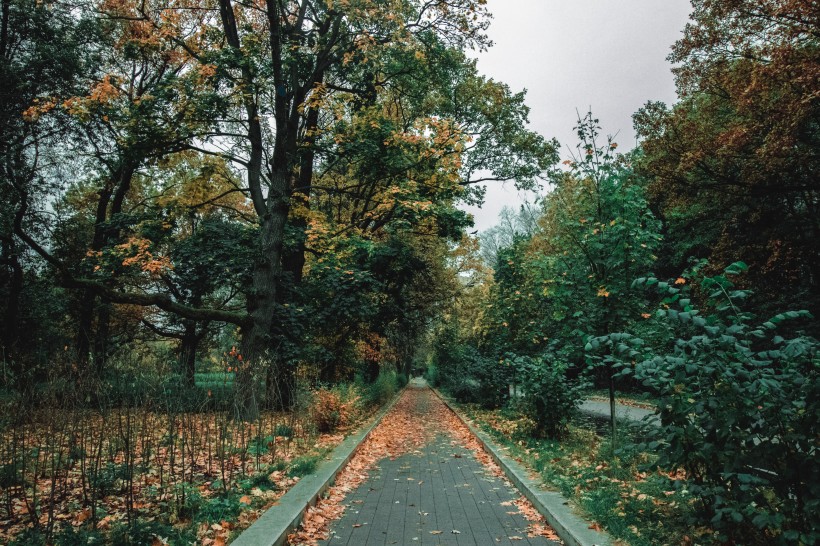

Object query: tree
[10,0,554,418]
[481,113,662,439]
[0,0,98,384]
[634,0,820,320]
[479,203,540,266]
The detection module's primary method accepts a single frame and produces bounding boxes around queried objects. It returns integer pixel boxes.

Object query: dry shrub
[310,386,360,433]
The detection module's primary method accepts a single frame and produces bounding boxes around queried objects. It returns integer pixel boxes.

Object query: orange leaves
[88,75,121,104]
[24,73,119,123]
[290,388,446,546]
[0,403,355,545]
[309,387,361,433]
[597,287,610,298]
[73,507,92,525]
[116,237,173,276]
[21,98,57,122]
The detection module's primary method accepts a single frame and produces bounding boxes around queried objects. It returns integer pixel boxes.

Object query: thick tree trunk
[282,91,322,286]
[319,360,336,384]
[75,184,112,371]
[75,161,135,377]
[238,174,290,419]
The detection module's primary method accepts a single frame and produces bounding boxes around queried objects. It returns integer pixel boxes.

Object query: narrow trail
[289,380,561,545]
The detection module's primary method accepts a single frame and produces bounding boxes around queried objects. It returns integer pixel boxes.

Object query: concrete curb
[433,388,613,546]
[231,389,405,546]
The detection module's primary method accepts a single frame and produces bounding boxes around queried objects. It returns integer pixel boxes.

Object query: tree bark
[179,322,198,387]
[237,169,290,417]
[282,80,323,286]
[1,236,23,378]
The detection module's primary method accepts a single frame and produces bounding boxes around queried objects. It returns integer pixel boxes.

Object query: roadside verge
[433,388,613,546]
[231,390,404,546]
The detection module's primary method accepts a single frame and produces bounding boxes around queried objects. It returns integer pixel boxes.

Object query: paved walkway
[319,384,560,546]
[579,399,656,424]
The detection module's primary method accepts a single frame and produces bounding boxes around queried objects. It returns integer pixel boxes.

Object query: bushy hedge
[617,263,819,544]
[433,340,510,408]
[506,354,586,439]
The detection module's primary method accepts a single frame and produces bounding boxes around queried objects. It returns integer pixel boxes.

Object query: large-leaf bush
[627,263,818,544]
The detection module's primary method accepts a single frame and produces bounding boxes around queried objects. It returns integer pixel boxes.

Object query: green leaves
[631,263,819,543]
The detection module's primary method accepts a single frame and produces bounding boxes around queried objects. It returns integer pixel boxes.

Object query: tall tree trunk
[1,237,23,380]
[92,303,110,377]
[282,83,322,285]
[238,174,290,418]
[75,184,112,371]
[75,160,136,377]
[179,321,198,387]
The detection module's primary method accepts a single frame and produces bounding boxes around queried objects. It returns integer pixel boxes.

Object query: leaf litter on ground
[288,385,561,545]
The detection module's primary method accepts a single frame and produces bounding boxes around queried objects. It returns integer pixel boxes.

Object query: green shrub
[628,263,819,544]
[424,363,440,387]
[438,345,509,408]
[9,528,45,546]
[508,354,585,439]
[288,455,319,477]
[90,462,130,497]
[109,518,195,545]
[359,369,398,407]
[249,434,274,456]
[274,423,294,437]
[53,525,105,546]
[195,494,243,524]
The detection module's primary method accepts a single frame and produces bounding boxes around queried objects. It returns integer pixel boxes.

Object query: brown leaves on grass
[0,407,352,544]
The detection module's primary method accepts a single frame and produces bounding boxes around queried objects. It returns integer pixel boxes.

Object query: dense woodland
[0,0,818,544]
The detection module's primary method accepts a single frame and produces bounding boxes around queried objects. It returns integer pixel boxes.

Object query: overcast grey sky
[462,0,693,232]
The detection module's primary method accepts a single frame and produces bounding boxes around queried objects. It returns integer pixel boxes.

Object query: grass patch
[287,454,322,477]
[462,405,707,546]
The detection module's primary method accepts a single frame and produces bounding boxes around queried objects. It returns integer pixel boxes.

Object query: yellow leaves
[674,277,687,285]
[596,287,610,298]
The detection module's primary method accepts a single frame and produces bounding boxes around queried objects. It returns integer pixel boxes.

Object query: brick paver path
[319,382,561,545]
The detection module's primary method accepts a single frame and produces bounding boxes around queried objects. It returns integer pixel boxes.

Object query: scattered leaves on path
[288,385,562,545]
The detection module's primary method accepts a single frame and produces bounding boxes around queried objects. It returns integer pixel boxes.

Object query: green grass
[463,405,702,546]
[287,454,322,477]
[194,372,235,387]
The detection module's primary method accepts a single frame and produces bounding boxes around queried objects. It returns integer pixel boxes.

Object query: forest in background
[0,0,818,544]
